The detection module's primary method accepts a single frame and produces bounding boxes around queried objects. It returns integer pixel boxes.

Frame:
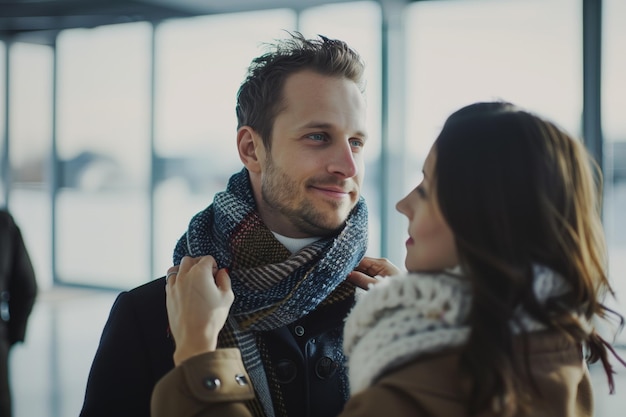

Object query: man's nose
[327,140,358,178]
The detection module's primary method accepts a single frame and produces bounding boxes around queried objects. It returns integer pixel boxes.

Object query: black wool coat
[80,276,354,417]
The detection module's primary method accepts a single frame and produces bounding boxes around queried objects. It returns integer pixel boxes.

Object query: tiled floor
[9,286,626,417]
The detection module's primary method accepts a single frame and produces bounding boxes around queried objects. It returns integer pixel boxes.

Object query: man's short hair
[236,31,366,149]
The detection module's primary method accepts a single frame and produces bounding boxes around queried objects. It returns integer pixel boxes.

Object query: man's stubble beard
[261,158,349,237]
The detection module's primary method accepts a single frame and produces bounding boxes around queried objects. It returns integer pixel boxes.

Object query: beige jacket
[151,331,593,417]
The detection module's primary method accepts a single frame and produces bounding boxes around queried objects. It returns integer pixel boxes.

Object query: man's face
[253,70,367,238]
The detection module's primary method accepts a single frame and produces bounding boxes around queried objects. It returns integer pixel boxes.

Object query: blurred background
[0,0,624,416]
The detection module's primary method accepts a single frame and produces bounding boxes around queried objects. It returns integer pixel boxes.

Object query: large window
[153,9,296,278]
[56,22,152,288]
[7,42,54,289]
[403,0,582,264]
[0,42,5,205]
[2,1,620,303]
[603,0,626,343]
[51,2,383,289]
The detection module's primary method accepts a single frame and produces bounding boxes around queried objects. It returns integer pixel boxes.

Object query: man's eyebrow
[298,121,367,138]
[298,121,335,131]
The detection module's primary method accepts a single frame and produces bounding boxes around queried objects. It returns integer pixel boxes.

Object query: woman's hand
[346,256,401,290]
[165,255,234,366]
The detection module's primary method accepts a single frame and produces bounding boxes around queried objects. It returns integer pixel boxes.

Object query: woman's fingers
[354,256,401,278]
[346,271,380,290]
[164,255,234,365]
[214,268,234,300]
[347,257,402,290]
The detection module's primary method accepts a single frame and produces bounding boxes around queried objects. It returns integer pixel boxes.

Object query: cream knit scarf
[343,265,578,394]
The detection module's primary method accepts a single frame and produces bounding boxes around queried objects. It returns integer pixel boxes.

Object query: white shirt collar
[271,231,321,254]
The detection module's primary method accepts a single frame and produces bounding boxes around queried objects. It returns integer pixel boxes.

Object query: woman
[152,101,624,417]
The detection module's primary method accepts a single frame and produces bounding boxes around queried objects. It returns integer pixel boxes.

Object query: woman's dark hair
[236,31,365,149]
[433,101,621,415]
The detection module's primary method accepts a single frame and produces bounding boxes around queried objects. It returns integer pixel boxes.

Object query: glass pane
[0,41,5,205]
[8,42,53,290]
[56,22,151,289]
[153,10,296,276]
[299,1,383,257]
[407,0,581,153]
[603,0,626,342]
[404,0,581,262]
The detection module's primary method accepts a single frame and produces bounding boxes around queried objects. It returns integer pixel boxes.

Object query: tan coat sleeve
[340,353,468,417]
[151,348,255,417]
[339,385,432,417]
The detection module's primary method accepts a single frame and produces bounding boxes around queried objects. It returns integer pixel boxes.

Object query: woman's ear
[237,126,265,173]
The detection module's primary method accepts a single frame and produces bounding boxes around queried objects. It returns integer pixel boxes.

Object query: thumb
[215,268,233,295]
[346,271,379,290]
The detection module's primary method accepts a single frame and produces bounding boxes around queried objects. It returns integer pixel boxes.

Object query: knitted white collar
[343,265,576,394]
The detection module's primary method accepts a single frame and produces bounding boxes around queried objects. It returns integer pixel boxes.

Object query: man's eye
[307,133,327,141]
[350,139,365,148]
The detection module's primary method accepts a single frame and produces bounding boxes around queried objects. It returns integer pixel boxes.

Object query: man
[0,209,38,417]
[80,32,374,417]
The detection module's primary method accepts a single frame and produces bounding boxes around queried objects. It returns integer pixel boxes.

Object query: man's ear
[237,126,265,173]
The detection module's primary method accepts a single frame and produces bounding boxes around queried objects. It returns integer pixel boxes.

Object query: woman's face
[396,147,458,272]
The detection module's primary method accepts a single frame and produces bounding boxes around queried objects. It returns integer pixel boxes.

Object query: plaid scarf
[173,168,368,417]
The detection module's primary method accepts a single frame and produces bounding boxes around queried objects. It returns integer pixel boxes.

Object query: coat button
[235,373,248,386]
[203,377,221,390]
[315,356,338,380]
[294,325,305,336]
[275,359,297,384]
